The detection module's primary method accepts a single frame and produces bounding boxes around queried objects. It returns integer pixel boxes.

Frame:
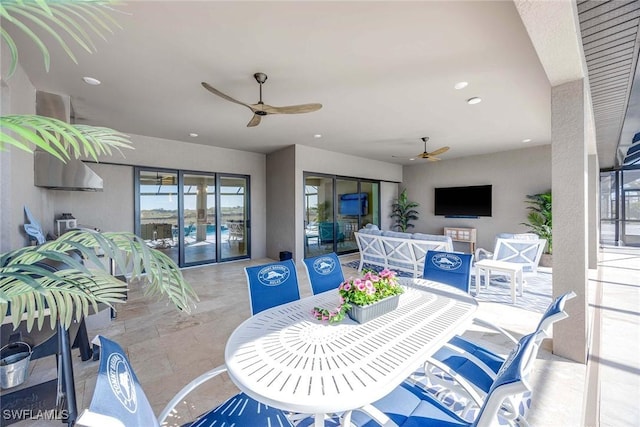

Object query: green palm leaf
[0,229,198,331]
[0,0,124,78]
[1,115,132,162]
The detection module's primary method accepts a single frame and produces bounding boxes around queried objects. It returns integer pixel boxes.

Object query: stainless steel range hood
[34,91,103,191]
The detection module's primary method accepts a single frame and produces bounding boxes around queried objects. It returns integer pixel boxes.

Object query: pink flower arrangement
[313,268,403,323]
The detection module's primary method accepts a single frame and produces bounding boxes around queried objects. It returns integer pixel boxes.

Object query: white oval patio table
[224,277,478,426]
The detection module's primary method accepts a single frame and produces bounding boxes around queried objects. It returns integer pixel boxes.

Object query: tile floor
[4,247,639,426]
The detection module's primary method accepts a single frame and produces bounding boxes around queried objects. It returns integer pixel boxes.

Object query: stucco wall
[402,145,551,251]
[0,59,56,251]
[266,146,296,260]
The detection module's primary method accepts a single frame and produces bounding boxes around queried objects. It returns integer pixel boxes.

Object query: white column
[588,154,599,269]
[551,79,589,363]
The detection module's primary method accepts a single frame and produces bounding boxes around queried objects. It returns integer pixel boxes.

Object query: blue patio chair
[76,336,293,427]
[303,252,345,294]
[245,259,301,314]
[422,250,474,293]
[299,332,540,427]
[413,291,576,418]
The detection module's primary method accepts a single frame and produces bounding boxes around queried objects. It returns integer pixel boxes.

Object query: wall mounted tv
[339,193,368,216]
[434,185,492,217]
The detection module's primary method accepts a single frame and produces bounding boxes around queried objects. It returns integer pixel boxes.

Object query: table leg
[510,271,516,304]
[314,413,324,427]
[484,269,490,290]
[341,410,353,426]
[475,265,481,295]
[518,270,524,296]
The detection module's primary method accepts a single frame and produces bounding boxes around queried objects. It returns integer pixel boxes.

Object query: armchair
[475,236,546,276]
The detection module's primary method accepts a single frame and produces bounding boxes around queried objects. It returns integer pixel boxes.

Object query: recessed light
[466,97,482,105]
[454,81,468,90]
[409,158,415,161]
[189,133,198,138]
[82,76,101,86]
[313,134,322,139]
[522,138,532,143]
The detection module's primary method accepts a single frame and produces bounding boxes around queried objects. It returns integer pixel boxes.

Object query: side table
[475,259,524,303]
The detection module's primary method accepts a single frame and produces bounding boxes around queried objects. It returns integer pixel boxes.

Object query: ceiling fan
[394,137,450,161]
[201,72,322,127]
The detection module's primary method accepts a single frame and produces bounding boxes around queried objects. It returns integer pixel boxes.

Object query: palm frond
[0,115,132,162]
[0,0,125,78]
[0,229,198,331]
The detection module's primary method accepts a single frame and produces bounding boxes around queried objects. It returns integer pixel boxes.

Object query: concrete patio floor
[6,246,639,426]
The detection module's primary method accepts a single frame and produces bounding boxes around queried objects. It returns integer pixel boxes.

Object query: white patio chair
[411,291,576,421]
[298,331,542,427]
[475,237,546,279]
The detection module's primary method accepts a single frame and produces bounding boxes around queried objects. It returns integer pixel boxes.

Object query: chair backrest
[492,238,547,274]
[244,259,301,315]
[302,253,345,295]
[422,250,474,293]
[474,332,540,427]
[78,336,159,427]
[535,291,576,340]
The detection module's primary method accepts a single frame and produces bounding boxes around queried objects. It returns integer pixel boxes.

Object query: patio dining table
[224,277,478,426]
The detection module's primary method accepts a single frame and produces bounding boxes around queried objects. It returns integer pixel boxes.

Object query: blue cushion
[245,259,300,315]
[191,392,293,427]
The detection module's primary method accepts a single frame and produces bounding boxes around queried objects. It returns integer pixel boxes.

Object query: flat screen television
[434,185,492,217]
[339,192,368,216]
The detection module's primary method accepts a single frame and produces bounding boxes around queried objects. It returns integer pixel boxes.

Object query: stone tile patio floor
[7,246,639,426]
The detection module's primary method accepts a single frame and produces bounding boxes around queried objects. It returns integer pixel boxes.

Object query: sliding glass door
[220,175,249,260]
[137,169,179,264]
[304,173,379,258]
[136,168,250,266]
[182,172,216,265]
[304,175,335,257]
[600,168,640,246]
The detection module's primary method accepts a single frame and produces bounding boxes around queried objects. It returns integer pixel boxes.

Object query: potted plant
[313,268,404,323]
[522,190,552,267]
[390,188,419,232]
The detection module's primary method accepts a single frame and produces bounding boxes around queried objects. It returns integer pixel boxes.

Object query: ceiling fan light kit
[201,72,322,127]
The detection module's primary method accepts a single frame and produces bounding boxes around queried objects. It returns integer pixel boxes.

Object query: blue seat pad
[351,382,467,427]
[431,335,505,392]
[190,392,293,427]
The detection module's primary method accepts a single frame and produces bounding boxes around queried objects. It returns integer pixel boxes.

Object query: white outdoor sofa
[354,226,453,277]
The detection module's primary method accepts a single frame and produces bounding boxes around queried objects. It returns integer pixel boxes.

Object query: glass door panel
[336,178,359,253]
[622,169,640,246]
[361,181,379,228]
[220,176,249,260]
[304,175,335,257]
[138,170,179,264]
[183,173,216,265]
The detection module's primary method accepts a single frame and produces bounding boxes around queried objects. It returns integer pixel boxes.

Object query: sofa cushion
[359,228,382,235]
[382,230,412,239]
[412,233,449,242]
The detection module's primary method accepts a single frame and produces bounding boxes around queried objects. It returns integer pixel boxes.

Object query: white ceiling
[7,1,560,165]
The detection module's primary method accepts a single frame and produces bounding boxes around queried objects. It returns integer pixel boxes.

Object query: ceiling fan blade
[427,156,441,161]
[247,114,261,127]
[256,103,323,114]
[202,82,252,110]
[428,146,450,156]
